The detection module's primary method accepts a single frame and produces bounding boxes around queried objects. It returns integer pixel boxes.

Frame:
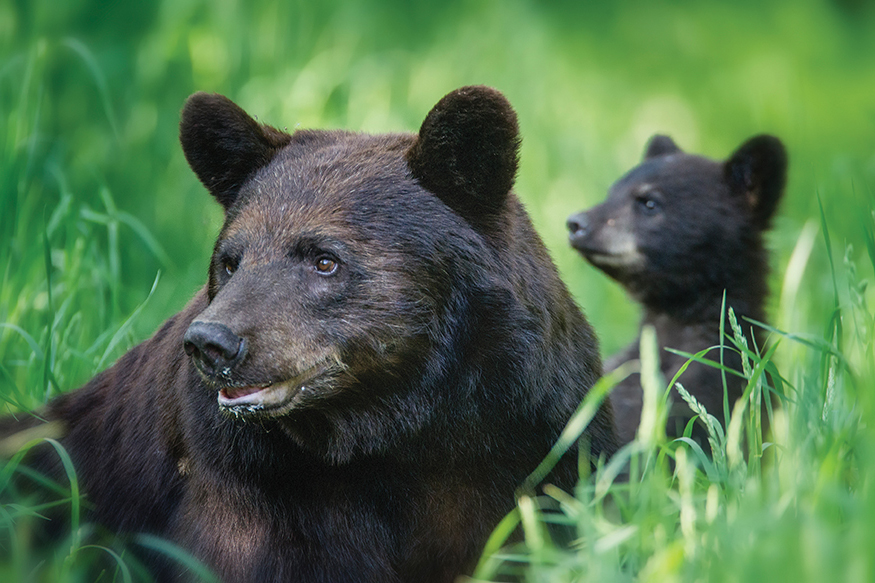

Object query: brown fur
[4,86,617,582]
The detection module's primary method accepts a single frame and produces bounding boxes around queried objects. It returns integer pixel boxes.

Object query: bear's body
[567,135,786,446]
[3,87,616,582]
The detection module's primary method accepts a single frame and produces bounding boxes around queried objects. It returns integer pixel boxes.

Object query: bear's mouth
[216,362,330,415]
[583,250,645,269]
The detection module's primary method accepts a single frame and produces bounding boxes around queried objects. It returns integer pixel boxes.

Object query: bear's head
[178,87,531,462]
[566,134,787,314]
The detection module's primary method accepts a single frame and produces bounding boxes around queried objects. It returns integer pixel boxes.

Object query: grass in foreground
[470,209,874,583]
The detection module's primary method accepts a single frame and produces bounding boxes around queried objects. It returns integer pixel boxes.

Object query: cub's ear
[406,85,520,231]
[643,134,681,159]
[180,93,291,211]
[724,134,788,228]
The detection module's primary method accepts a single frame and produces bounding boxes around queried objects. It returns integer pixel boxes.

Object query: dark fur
[3,86,616,582]
[567,134,786,445]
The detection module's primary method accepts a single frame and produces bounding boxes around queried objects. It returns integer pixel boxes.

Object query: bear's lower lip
[582,250,645,269]
[218,382,295,410]
[220,385,264,400]
[215,363,329,414]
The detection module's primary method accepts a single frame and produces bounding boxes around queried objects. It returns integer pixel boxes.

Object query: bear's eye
[221,257,238,276]
[637,194,662,215]
[314,256,339,276]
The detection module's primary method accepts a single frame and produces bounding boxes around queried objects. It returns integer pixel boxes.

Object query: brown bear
[2,86,617,582]
[566,134,786,446]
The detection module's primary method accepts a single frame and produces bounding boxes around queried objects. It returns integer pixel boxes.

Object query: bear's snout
[566,212,591,245]
[184,321,247,377]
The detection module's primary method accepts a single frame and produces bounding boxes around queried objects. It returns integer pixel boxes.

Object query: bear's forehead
[222,131,452,244]
[254,133,416,200]
[614,155,724,197]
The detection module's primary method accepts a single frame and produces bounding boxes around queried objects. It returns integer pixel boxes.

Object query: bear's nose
[566,213,590,239]
[183,321,246,376]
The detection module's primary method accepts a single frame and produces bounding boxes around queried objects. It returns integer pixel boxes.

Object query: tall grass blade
[134,534,221,583]
[96,271,160,370]
[74,545,133,583]
[637,325,664,449]
[61,38,120,141]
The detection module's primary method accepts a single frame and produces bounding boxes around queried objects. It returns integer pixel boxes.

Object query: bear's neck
[641,282,766,326]
[640,242,770,326]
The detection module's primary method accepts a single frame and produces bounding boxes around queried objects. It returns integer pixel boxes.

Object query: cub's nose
[566,212,590,240]
[183,321,246,376]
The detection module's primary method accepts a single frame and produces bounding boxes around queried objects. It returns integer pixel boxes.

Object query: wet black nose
[183,321,246,375]
[567,213,590,239]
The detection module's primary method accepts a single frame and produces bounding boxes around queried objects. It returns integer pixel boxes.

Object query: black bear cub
[567,134,787,446]
[2,86,617,582]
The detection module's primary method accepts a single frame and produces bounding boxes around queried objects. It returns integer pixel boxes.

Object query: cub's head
[566,134,787,310]
[178,87,520,460]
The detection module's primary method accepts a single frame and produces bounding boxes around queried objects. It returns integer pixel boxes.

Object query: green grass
[2,0,874,581]
[470,286,873,582]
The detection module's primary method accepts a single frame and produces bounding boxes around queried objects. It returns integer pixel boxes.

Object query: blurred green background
[1,0,873,401]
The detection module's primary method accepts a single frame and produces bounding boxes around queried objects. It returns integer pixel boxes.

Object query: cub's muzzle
[566,211,591,248]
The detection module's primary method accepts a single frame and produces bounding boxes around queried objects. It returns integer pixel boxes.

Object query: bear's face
[178,87,521,457]
[567,135,786,308]
[191,136,435,417]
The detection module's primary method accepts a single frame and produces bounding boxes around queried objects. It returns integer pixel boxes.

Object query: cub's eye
[636,194,662,215]
[314,256,338,275]
[221,257,238,276]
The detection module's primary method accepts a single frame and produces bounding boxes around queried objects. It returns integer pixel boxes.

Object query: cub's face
[567,134,786,305]
[567,153,732,290]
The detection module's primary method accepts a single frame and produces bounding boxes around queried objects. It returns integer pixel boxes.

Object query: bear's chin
[582,249,646,271]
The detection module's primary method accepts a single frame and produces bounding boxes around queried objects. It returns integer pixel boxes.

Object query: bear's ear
[180,93,292,211]
[724,135,788,228]
[406,85,520,231]
[643,134,681,159]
